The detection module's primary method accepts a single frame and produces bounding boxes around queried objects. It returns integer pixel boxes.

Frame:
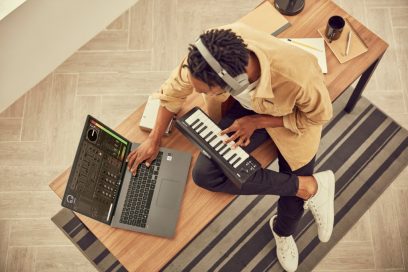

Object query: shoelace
[276,236,296,258]
[304,199,322,226]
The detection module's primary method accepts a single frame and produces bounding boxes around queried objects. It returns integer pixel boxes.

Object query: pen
[345,31,352,56]
[287,38,323,52]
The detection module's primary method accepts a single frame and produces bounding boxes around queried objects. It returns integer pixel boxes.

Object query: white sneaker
[303,170,335,242]
[269,215,298,272]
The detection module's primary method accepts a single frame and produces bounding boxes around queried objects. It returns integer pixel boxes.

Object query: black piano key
[218,144,228,153]
[228,153,237,163]
[197,125,207,134]
[235,158,243,167]
[194,122,203,131]
[221,147,231,156]
[190,118,199,127]
[213,141,222,150]
[203,131,213,140]
[208,135,217,143]
[231,157,241,166]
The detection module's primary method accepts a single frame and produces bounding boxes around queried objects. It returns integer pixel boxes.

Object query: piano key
[197,125,207,134]
[202,120,216,131]
[237,148,249,161]
[199,126,211,137]
[207,134,217,144]
[189,118,199,127]
[218,146,227,155]
[223,149,235,160]
[185,111,200,124]
[215,143,226,152]
[203,131,213,140]
[232,157,241,168]
[219,143,229,153]
[227,153,237,162]
[194,120,204,131]
[194,122,203,131]
[213,141,222,149]
[221,147,231,156]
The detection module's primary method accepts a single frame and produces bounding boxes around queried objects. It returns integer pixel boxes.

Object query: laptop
[62,115,192,238]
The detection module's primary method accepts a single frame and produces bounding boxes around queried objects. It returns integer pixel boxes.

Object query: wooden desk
[49,0,388,271]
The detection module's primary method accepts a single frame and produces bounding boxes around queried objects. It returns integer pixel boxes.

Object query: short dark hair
[184,29,249,88]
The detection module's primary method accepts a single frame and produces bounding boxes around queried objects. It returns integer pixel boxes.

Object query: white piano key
[223,149,235,160]
[215,142,225,152]
[209,137,220,147]
[212,139,222,149]
[202,130,213,140]
[232,157,242,168]
[193,122,204,131]
[192,120,202,130]
[227,153,238,163]
[207,134,217,144]
[233,153,248,168]
[199,126,210,137]
[212,134,224,144]
[212,127,222,135]
[185,111,201,124]
[220,146,230,156]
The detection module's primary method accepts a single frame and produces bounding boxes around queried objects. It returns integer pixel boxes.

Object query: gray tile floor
[0,0,407,271]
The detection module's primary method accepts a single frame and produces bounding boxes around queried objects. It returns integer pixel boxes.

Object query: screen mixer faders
[62,117,130,223]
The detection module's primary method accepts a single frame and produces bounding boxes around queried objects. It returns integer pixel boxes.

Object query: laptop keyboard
[119,152,163,228]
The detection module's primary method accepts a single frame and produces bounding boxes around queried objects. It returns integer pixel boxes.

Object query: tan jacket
[153,22,333,171]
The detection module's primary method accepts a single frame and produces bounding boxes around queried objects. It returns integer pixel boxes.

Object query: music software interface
[63,118,128,223]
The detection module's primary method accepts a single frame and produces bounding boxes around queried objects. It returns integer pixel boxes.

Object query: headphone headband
[194,38,249,95]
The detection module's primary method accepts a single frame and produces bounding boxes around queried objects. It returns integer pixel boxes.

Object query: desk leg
[344,54,383,113]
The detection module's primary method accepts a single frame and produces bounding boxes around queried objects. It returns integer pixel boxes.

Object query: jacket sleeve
[282,81,333,135]
[151,58,193,114]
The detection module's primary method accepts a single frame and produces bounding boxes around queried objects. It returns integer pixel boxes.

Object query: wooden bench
[49,0,388,270]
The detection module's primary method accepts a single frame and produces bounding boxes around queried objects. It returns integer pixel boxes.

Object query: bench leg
[344,54,384,113]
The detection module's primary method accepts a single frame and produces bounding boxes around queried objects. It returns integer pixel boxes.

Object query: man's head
[185,29,250,96]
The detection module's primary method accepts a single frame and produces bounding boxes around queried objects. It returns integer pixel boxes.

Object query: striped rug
[52,208,128,272]
[52,89,408,272]
[162,90,408,271]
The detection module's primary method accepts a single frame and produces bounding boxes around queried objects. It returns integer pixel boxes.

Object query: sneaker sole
[320,170,335,242]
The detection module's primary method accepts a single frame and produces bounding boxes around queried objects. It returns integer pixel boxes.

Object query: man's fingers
[127,151,138,170]
[244,138,251,146]
[145,156,155,167]
[234,137,245,149]
[220,126,232,135]
[128,153,139,172]
[131,156,144,176]
[224,131,240,144]
[126,150,136,162]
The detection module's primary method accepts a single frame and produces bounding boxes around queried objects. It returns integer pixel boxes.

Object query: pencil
[287,38,323,52]
[345,31,352,56]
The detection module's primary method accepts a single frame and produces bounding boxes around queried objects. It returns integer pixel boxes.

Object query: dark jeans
[192,101,315,236]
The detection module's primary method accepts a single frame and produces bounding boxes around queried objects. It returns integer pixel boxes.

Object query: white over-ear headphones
[194,38,250,96]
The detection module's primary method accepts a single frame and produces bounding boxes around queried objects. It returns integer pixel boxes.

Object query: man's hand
[220,115,258,149]
[126,136,161,176]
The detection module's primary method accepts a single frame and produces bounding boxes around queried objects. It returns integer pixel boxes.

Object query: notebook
[239,1,291,36]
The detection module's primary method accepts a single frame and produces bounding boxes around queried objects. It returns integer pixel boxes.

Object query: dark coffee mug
[325,15,345,43]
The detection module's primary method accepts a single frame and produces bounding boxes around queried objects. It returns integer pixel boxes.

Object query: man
[126,22,334,272]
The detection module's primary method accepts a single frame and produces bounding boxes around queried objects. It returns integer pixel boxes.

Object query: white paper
[280,38,328,74]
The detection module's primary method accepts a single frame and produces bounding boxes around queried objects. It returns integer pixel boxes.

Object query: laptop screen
[62,115,131,224]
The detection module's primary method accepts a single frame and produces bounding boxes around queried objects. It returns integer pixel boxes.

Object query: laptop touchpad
[156,179,182,209]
